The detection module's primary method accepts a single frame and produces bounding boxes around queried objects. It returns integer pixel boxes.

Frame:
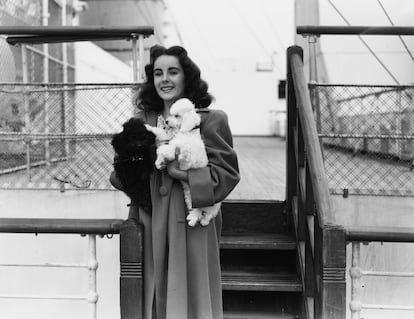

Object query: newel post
[316,225,347,319]
[120,218,144,319]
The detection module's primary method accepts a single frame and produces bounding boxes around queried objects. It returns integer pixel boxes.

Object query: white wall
[75,42,134,83]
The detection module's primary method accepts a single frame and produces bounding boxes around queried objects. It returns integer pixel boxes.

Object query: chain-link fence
[311,84,414,196]
[0,83,139,190]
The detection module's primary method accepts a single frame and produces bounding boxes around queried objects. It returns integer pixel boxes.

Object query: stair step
[224,310,299,319]
[221,233,296,250]
[222,270,302,292]
[221,200,287,234]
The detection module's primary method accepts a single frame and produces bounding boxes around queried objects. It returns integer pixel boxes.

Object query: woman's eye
[154,71,162,77]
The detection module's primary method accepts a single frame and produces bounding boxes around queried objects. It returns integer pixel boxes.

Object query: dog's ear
[180,111,200,132]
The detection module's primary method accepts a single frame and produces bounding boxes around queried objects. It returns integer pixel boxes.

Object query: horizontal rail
[0,262,87,268]
[0,26,154,36]
[0,294,87,300]
[297,25,414,36]
[346,226,414,242]
[0,218,124,234]
[319,134,414,140]
[309,83,414,104]
[0,132,114,141]
[363,270,414,277]
[363,304,414,311]
[0,25,154,45]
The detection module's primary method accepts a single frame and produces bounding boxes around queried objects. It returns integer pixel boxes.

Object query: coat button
[159,186,168,196]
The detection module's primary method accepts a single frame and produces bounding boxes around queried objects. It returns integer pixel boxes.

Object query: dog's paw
[199,217,211,227]
[155,158,166,170]
[186,214,199,227]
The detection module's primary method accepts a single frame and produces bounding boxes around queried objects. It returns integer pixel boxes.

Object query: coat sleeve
[188,109,240,207]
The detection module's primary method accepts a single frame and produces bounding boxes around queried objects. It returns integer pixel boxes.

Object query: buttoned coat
[111,107,240,319]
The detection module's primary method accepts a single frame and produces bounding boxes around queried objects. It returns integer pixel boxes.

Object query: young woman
[111,45,240,319]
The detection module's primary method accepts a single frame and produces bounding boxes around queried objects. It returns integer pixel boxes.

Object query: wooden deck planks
[228,136,286,201]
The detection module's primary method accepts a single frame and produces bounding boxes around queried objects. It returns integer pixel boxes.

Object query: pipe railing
[0,218,144,319]
[297,25,414,36]
[348,228,414,319]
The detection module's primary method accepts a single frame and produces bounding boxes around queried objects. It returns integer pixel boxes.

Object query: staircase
[221,200,302,319]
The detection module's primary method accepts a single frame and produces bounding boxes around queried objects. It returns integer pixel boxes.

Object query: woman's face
[153,55,185,106]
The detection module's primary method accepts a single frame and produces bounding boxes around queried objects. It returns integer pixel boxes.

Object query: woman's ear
[180,111,201,132]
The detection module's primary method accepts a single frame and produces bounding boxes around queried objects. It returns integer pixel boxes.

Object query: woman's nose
[161,74,169,82]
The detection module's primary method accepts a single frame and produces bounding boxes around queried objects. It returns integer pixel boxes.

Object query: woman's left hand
[167,160,188,181]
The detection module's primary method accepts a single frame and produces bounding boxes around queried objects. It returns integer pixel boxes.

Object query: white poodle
[149,98,221,227]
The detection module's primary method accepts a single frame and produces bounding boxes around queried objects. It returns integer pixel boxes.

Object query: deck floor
[228,136,286,201]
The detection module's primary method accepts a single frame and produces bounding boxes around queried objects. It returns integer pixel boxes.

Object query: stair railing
[288,25,414,319]
[286,45,347,319]
[0,218,143,319]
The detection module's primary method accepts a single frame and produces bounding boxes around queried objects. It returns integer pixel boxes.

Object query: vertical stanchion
[87,234,99,319]
[350,242,362,319]
[21,44,31,181]
[138,34,144,82]
[308,35,323,156]
[62,0,70,157]
[131,34,139,83]
[286,46,302,205]
[42,0,50,164]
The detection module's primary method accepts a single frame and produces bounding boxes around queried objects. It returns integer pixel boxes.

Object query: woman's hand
[167,160,188,181]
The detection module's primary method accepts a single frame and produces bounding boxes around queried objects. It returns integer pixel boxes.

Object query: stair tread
[222,270,302,291]
[224,310,299,319]
[221,233,296,250]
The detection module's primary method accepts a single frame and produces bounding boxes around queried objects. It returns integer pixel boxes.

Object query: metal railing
[0,82,139,190]
[0,217,143,319]
[289,25,414,319]
[297,25,414,196]
[347,228,414,319]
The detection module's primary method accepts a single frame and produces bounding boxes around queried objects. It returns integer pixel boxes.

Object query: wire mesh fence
[311,84,414,196]
[0,83,139,190]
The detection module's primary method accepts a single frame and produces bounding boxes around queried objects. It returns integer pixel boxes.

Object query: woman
[111,45,240,319]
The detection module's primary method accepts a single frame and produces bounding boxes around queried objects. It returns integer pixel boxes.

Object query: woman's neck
[162,101,173,117]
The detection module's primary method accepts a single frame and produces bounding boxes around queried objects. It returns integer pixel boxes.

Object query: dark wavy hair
[137,45,213,112]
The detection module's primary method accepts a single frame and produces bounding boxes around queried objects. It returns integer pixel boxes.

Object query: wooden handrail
[0,218,123,234]
[289,53,333,226]
[287,46,346,319]
[297,25,414,36]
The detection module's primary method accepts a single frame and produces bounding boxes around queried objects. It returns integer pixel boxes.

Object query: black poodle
[111,118,156,212]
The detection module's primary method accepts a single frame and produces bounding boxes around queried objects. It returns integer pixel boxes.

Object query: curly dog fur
[111,118,156,211]
[152,98,221,227]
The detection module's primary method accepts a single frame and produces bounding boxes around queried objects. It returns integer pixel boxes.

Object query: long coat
[111,107,240,319]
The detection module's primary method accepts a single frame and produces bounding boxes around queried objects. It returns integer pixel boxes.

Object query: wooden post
[120,219,144,319]
[286,46,303,204]
[319,225,347,319]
